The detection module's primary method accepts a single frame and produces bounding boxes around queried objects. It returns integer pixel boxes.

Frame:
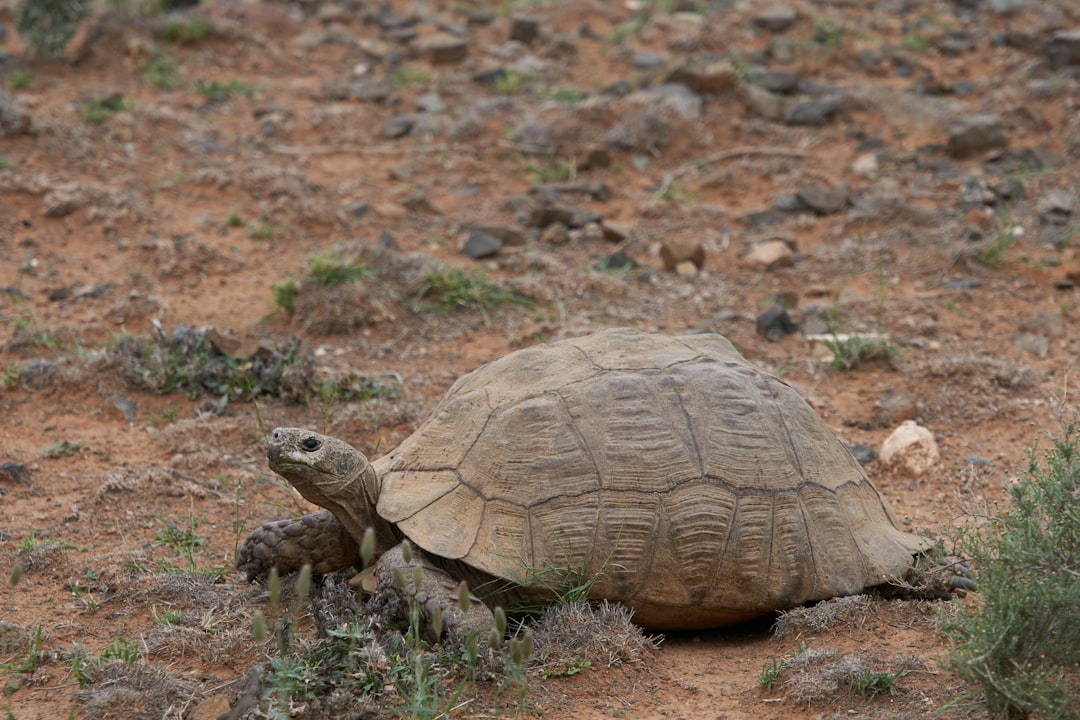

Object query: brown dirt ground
[0,0,1077,718]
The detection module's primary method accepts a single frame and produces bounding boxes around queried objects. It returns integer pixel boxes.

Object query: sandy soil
[0,0,1077,718]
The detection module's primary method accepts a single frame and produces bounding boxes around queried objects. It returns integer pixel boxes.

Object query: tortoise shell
[372,328,925,629]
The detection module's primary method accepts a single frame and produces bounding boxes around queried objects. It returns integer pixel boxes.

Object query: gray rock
[1013,332,1049,356]
[381,115,414,139]
[947,114,1007,158]
[758,70,801,94]
[632,52,668,70]
[603,107,673,153]
[398,195,438,216]
[594,250,639,272]
[783,95,842,125]
[540,222,569,245]
[460,228,503,259]
[752,5,798,33]
[989,0,1023,13]
[873,390,919,427]
[773,194,807,213]
[351,201,369,218]
[796,183,849,215]
[1044,28,1080,68]
[1036,189,1075,225]
[629,84,703,120]
[0,87,30,136]
[509,15,542,44]
[756,306,797,341]
[664,57,739,95]
[1018,311,1066,338]
[741,208,791,228]
[413,32,468,64]
[465,7,495,26]
[849,444,877,464]
[740,82,783,120]
[960,176,996,205]
[416,92,444,114]
[941,277,982,290]
[965,455,992,466]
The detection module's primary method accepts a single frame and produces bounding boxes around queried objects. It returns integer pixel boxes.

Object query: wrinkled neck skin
[287,453,400,558]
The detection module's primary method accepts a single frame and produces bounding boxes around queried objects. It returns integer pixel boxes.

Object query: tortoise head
[267,427,382,543]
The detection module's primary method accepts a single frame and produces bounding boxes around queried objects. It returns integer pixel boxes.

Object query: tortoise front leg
[236,509,360,582]
[372,543,495,643]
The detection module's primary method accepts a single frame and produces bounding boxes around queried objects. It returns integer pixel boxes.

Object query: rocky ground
[0,0,1077,718]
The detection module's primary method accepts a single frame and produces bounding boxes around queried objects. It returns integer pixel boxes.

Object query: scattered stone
[509,15,542,44]
[603,107,673,153]
[947,114,1007,158]
[849,443,877,464]
[647,11,705,51]
[773,194,806,213]
[0,462,29,484]
[594,250,639,272]
[1036,189,1074,226]
[880,421,940,477]
[743,239,795,270]
[0,87,30,136]
[633,52,668,70]
[381,115,414,139]
[741,208,791,228]
[739,82,784,120]
[1018,311,1066,338]
[416,92,444,114]
[540,222,569,245]
[796,183,849,215]
[757,306,797,341]
[601,220,632,242]
[1013,332,1049,356]
[465,7,495,26]
[1044,28,1080,68]
[674,260,698,279]
[578,147,612,171]
[413,32,468,64]
[191,694,231,720]
[460,228,503,259]
[664,57,739,95]
[960,176,995,205]
[873,390,919,427]
[760,291,798,310]
[783,95,842,125]
[401,194,440,215]
[965,455,992,466]
[629,84,702,120]
[659,236,705,271]
[753,5,798,33]
[758,70,801,94]
[350,201,369,218]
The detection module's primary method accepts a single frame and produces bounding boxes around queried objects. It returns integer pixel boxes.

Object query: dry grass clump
[76,660,196,720]
[530,600,659,675]
[774,594,873,638]
[773,648,923,705]
[775,594,944,640]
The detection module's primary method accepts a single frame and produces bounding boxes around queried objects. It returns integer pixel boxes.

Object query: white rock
[743,240,794,270]
[880,421,940,477]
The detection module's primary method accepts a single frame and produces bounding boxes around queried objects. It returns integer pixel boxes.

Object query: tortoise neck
[327,456,399,558]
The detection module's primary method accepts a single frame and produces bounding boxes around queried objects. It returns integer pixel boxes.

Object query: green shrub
[941,426,1080,719]
[15,0,90,57]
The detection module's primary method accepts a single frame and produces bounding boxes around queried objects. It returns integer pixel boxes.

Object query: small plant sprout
[360,527,376,568]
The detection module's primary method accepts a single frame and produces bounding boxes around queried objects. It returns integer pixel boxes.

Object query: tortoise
[238,328,952,631]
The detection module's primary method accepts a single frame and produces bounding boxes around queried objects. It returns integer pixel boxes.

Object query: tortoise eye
[300,437,321,452]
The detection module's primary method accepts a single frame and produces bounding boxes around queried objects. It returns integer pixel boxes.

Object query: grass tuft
[940,425,1080,719]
